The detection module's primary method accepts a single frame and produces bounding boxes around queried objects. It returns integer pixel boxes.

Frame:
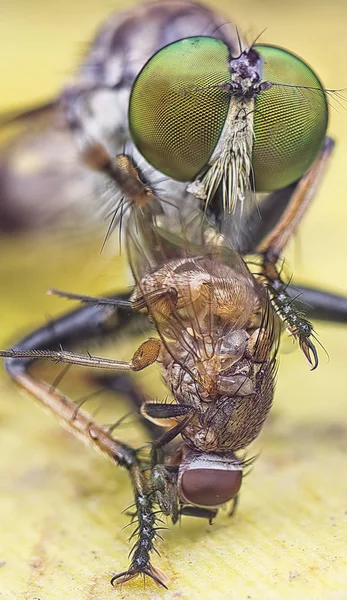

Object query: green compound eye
[129,38,328,196]
[253,44,328,191]
[129,36,231,181]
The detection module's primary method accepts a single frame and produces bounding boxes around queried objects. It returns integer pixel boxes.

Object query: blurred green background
[1,1,347,599]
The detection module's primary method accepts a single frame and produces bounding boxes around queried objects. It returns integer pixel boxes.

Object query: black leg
[180,505,217,523]
[4,292,140,375]
[150,413,195,466]
[287,284,347,324]
[143,402,193,420]
[142,403,195,466]
[1,293,168,587]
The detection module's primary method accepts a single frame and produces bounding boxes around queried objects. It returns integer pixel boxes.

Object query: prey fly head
[178,449,243,509]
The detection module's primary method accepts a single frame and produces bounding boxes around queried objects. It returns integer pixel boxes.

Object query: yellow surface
[1,1,347,599]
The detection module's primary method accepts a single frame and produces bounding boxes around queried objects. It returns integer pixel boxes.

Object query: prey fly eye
[252,44,328,191]
[180,468,242,507]
[129,36,232,181]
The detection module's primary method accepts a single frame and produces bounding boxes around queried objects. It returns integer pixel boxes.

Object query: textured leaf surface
[1,1,347,599]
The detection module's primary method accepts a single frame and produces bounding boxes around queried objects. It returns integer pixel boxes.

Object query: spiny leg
[141,402,195,464]
[4,291,157,428]
[260,258,319,369]
[232,137,347,328]
[1,296,168,587]
[222,137,346,336]
[1,334,161,372]
[4,293,135,364]
[4,361,167,586]
[249,137,335,368]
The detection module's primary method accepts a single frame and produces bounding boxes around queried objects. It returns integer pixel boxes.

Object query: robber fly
[1,0,347,590]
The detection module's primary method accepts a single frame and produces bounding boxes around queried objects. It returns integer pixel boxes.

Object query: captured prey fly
[1,0,347,590]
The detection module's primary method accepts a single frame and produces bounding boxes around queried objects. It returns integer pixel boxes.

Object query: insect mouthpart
[178,451,242,507]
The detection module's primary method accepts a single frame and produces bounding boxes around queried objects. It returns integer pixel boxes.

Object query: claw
[299,337,319,371]
[111,565,169,588]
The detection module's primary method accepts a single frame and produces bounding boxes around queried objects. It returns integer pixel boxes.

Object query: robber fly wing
[0,101,101,232]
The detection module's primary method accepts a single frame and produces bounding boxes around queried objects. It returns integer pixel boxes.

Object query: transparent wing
[0,103,98,232]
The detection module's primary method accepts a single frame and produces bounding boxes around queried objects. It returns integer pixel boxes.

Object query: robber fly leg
[255,136,334,262]
[260,258,318,369]
[111,464,169,589]
[1,297,169,588]
[247,137,337,368]
[1,334,161,370]
[140,403,195,524]
[3,292,159,423]
[4,364,166,587]
[0,331,163,468]
[286,284,347,324]
[46,290,165,436]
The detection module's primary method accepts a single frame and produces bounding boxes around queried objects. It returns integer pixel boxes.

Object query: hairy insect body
[132,245,279,455]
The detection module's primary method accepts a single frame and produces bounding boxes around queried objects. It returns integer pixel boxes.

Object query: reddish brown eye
[181,468,242,506]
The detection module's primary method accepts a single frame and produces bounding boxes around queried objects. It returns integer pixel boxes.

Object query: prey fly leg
[260,259,319,369]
